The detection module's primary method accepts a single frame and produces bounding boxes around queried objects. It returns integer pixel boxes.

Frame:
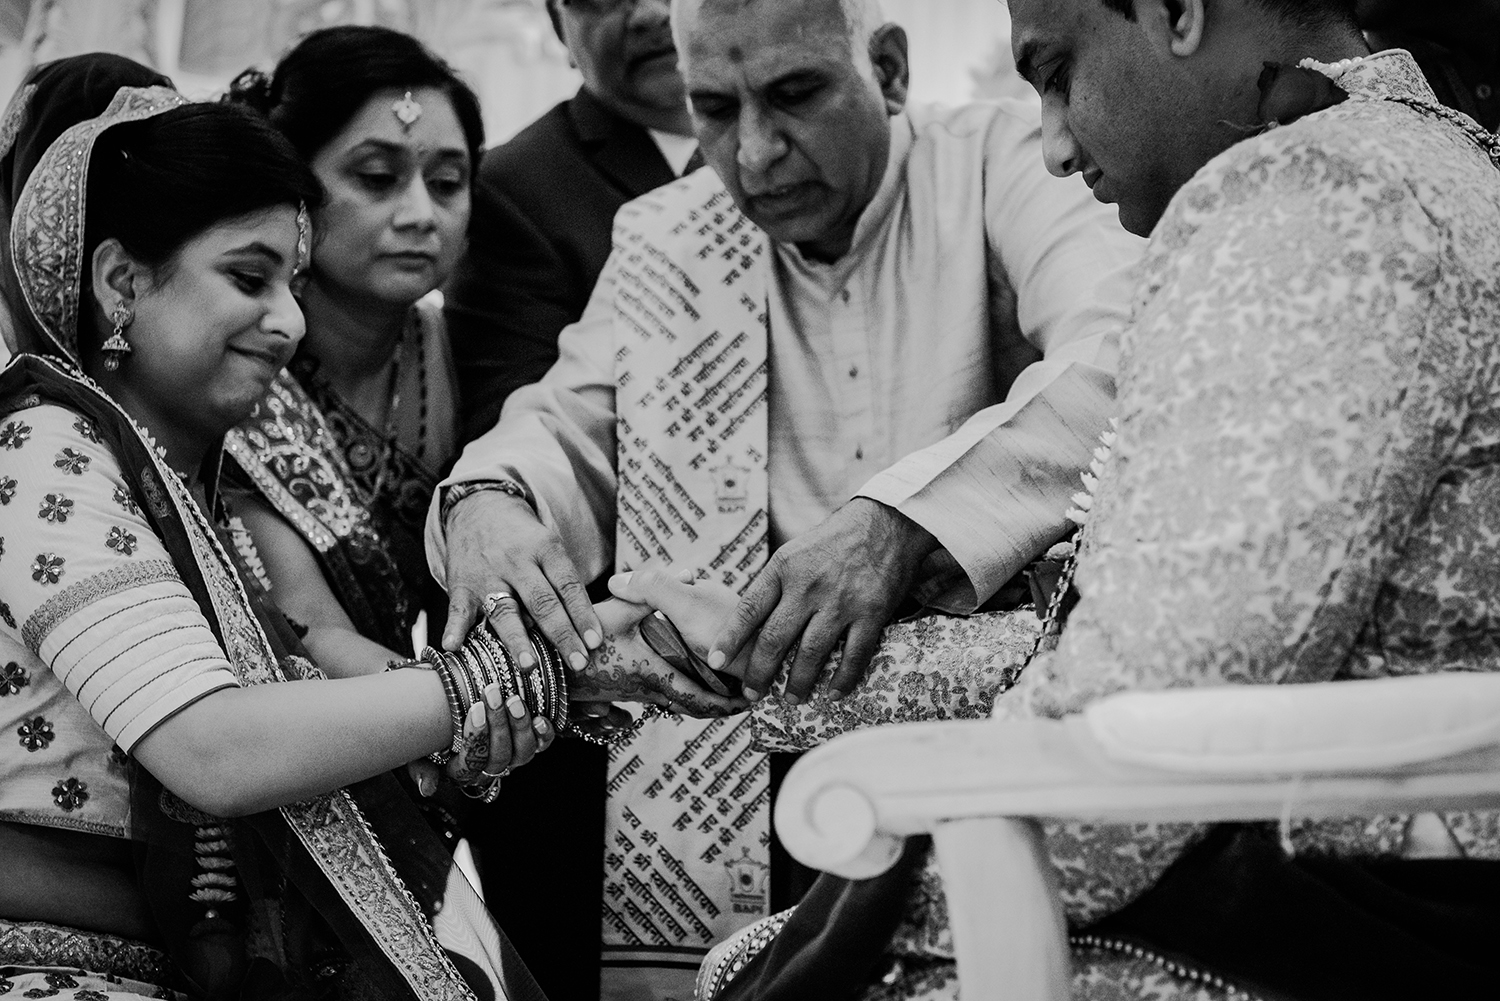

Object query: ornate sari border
[0,918,174,988]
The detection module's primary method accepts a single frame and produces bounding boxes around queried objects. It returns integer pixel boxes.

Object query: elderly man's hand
[709,498,938,703]
[441,490,603,674]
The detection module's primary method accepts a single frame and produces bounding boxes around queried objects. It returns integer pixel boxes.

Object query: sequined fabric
[0,919,174,991]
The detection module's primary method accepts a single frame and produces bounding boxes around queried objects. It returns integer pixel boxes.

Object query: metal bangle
[475,624,519,707]
[464,627,502,701]
[422,646,465,764]
[529,626,567,728]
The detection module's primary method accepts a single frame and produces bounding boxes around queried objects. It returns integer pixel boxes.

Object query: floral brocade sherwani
[742,49,1500,1001]
[1012,48,1500,921]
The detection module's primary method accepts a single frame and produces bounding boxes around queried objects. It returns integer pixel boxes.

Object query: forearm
[302,624,401,679]
[135,667,450,817]
[859,360,1115,611]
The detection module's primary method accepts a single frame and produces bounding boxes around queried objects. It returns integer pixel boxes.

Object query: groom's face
[1009,0,1206,236]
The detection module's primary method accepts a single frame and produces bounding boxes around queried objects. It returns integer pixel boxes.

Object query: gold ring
[482,591,514,618]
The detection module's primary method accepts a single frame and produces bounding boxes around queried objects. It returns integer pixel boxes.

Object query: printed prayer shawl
[605,168,773,974]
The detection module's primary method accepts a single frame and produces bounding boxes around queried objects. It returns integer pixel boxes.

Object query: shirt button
[840,288,851,304]
[855,447,864,460]
[1478,83,1494,100]
[848,366,859,378]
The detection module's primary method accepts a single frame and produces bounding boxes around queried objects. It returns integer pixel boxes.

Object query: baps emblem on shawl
[711,459,749,515]
[725,846,769,915]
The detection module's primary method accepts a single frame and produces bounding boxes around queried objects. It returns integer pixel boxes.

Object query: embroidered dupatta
[4,87,545,1001]
[223,370,413,652]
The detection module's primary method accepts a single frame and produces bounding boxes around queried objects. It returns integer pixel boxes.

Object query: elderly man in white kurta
[427,0,1141,994]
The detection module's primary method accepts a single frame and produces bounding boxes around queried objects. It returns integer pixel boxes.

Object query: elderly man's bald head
[671,0,883,65]
[670,0,908,262]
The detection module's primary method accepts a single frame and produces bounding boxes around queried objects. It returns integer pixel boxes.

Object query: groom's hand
[709,499,938,704]
[441,490,603,674]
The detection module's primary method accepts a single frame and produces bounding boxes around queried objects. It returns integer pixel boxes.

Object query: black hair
[81,102,322,340]
[226,25,484,173]
[1100,0,1360,31]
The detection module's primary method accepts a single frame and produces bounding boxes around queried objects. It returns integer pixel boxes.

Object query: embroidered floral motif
[53,447,90,474]
[0,536,5,561]
[37,493,73,524]
[137,469,171,519]
[226,516,271,593]
[22,989,57,999]
[0,476,15,504]
[109,744,130,768]
[0,661,28,696]
[111,484,139,516]
[105,525,139,556]
[0,601,14,628]
[0,975,11,995]
[0,420,31,449]
[72,415,101,443]
[30,553,64,584]
[18,716,54,752]
[74,991,109,1001]
[41,978,74,992]
[51,777,87,811]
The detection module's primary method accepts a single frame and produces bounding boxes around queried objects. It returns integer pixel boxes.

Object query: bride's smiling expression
[92,205,305,455]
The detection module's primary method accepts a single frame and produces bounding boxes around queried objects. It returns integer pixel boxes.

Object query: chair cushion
[1083,673,1500,774]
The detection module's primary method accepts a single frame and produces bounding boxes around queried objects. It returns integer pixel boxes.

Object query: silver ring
[480,767,511,781]
[482,591,514,618]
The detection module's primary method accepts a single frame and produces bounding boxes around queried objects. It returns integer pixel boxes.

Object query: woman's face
[105,205,304,439]
[308,86,471,307]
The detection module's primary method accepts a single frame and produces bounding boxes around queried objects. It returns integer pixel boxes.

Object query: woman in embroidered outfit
[0,85,745,1001]
[608,44,1500,1001]
[223,26,476,654]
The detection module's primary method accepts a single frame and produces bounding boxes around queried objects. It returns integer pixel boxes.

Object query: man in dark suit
[446,0,695,441]
[444,2,694,998]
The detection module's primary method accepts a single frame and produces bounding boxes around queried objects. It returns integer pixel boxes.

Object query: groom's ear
[1139,0,1206,59]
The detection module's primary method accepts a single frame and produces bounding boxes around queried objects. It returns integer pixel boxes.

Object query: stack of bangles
[417,621,568,800]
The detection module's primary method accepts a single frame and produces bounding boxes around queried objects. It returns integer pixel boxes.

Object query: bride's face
[101,205,304,439]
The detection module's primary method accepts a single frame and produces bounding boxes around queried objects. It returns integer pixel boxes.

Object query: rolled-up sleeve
[861,104,1141,611]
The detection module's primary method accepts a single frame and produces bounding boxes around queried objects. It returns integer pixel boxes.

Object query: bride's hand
[577,596,751,717]
[605,568,753,679]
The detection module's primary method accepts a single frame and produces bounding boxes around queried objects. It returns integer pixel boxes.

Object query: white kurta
[428,100,1143,609]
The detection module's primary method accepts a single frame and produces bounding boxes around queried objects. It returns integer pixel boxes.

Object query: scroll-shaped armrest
[775,673,1500,879]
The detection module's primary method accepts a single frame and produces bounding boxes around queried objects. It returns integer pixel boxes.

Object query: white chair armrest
[776,678,1500,879]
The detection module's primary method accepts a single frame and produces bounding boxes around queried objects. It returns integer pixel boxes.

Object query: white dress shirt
[429,100,1144,610]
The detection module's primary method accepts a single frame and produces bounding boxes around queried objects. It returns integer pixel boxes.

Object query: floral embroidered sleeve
[751,608,1040,751]
[0,404,239,752]
[993,104,1499,924]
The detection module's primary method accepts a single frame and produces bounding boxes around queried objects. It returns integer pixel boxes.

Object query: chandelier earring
[101,304,133,371]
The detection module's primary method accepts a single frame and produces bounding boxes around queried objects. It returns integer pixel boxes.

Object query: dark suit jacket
[444,87,678,1001]
[446,87,678,441]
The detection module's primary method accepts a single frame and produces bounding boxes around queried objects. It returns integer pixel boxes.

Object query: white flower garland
[1066,418,1118,528]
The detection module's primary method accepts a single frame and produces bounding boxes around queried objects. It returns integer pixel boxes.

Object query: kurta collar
[1303,48,1436,105]
[780,110,915,277]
